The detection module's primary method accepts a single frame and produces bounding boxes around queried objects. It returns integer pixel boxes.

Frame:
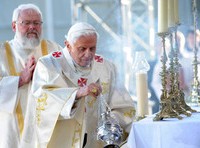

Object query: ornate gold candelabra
[189,0,200,106]
[167,27,191,117]
[154,32,182,121]
[173,25,195,114]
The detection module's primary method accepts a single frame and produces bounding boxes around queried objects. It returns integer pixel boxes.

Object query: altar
[127,112,200,148]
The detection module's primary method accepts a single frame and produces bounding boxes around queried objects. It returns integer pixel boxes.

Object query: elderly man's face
[67,34,97,67]
[12,9,42,48]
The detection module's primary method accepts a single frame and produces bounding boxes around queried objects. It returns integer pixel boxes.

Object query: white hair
[65,22,99,44]
[12,3,43,22]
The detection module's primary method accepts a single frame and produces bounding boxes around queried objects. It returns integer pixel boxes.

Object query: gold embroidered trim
[4,40,49,136]
[87,98,95,108]
[42,85,60,91]
[41,39,48,56]
[5,41,18,76]
[5,41,24,137]
[16,101,24,136]
[72,121,82,148]
[101,82,109,94]
[124,108,135,118]
[36,93,48,125]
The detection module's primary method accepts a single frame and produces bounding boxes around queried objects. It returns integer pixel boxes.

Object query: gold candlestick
[173,24,196,113]
[154,32,182,121]
[188,0,200,107]
[167,27,190,117]
[168,25,194,115]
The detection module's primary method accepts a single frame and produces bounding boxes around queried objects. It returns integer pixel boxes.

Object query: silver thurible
[96,93,123,148]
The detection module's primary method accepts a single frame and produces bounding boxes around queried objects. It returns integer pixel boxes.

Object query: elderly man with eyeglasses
[0,3,62,148]
[25,22,136,148]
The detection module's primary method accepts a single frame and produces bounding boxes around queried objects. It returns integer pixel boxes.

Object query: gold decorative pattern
[87,98,96,108]
[42,85,59,91]
[101,82,109,94]
[124,108,135,118]
[72,121,82,148]
[41,39,48,56]
[4,40,49,135]
[5,41,24,137]
[36,93,48,125]
[5,41,18,76]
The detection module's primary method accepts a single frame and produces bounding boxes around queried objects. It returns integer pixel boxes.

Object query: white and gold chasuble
[0,39,62,148]
[29,47,135,148]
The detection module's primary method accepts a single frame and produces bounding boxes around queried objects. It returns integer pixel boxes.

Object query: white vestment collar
[57,48,101,86]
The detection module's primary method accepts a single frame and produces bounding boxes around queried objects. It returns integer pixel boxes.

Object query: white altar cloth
[127,112,200,148]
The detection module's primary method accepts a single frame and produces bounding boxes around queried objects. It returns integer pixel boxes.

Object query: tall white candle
[168,0,175,28]
[174,0,179,24]
[158,0,168,33]
[136,72,149,116]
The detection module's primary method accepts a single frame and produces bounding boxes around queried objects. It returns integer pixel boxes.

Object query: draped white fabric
[128,112,200,148]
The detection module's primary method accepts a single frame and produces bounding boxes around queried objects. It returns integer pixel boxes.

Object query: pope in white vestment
[29,22,135,148]
[0,4,62,148]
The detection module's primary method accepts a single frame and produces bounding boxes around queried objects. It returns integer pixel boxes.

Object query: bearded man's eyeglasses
[16,20,43,27]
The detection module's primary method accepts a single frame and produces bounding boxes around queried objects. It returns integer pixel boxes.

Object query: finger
[29,55,35,61]
[26,56,36,67]
[29,58,36,66]
[29,64,36,72]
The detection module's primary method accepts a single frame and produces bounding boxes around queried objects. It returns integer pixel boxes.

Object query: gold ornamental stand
[173,24,196,113]
[153,32,182,121]
[188,0,200,107]
[167,27,191,117]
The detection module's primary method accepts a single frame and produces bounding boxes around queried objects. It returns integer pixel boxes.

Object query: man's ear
[64,40,71,51]
[12,22,17,32]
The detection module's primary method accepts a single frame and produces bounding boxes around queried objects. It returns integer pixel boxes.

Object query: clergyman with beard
[0,3,62,148]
